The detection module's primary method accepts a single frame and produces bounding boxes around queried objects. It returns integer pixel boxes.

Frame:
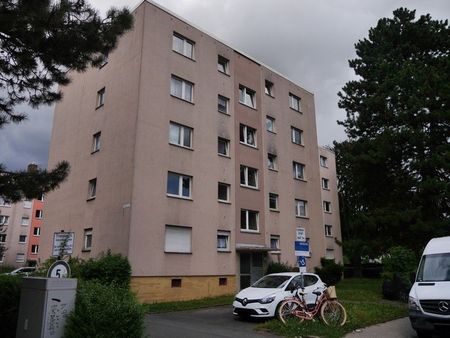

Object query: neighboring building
[27,194,44,262]
[39,0,342,302]
[0,197,33,267]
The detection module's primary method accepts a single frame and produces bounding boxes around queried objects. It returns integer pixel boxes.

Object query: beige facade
[39,1,342,301]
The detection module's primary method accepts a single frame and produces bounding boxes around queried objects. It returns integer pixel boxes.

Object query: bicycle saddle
[313,290,322,296]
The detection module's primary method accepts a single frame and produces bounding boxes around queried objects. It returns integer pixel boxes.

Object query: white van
[409,236,450,337]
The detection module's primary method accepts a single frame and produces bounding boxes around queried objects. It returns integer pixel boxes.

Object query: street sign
[296,227,306,242]
[297,256,307,273]
[47,260,71,278]
[52,232,74,256]
[295,241,310,257]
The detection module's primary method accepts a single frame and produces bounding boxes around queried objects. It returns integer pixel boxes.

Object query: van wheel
[416,329,432,338]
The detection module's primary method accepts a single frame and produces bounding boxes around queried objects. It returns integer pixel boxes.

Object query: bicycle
[277,285,347,326]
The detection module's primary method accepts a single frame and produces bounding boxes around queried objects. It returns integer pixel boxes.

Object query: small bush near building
[265,261,297,275]
[64,281,144,338]
[314,258,344,286]
[0,275,22,338]
[79,250,131,288]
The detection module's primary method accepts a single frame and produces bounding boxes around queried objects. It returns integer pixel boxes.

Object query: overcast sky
[1,0,449,171]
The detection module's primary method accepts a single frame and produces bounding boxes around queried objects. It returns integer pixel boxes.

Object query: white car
[5,267,36,276]
[233,272,326,318]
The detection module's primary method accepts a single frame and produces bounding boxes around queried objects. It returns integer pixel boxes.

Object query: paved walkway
[344,317,417,338]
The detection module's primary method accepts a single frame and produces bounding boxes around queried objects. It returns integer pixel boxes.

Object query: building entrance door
[239,252,265,289]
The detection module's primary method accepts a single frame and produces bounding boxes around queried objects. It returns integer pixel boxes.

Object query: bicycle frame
[283,288,330,321]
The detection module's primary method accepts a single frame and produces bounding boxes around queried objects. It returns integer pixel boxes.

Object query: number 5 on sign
[47,260,71,278]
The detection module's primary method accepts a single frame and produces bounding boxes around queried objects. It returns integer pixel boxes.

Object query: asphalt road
[145,305,279,338]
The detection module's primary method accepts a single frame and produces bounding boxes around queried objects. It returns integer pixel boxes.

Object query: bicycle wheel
[277,299,304,324]
[320,300,347,326]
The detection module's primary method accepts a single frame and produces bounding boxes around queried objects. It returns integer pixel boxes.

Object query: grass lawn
[257,278,408,338]
[144,294,234,313]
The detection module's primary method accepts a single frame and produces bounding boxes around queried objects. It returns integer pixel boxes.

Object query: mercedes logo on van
[242,298,248,306]
[438,301,449,313]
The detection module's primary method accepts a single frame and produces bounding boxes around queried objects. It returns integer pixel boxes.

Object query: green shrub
[382,246,417,286]
[0,275,22,338]
[314,258,344,286]
[265,261,297,274]
[79,250,131,288]
[64,281,144,338]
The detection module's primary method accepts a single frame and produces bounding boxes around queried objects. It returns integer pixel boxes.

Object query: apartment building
[27,195,44,262]
[38,0,342,302]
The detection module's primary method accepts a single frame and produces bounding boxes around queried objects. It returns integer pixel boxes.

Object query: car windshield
[417,253,450,282]
[252,275,292,288]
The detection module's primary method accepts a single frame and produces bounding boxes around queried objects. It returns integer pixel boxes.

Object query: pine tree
[0,0,133,202]
[336,8,450,258]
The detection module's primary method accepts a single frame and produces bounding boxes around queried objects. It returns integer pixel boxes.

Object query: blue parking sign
[297,256,306,267]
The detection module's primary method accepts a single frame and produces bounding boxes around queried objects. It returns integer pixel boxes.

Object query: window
[269,193,279,211]
[289,93,301,111]
[217,231,230,251]
[325,224,333,237]
[84,228,93,250]
[0,234,6,243]
[295,199,308,217]
[323,201,332,213]
[92,132,101,153]
[219,277,228,286]
[167,172,192,198]
[266,116,275,132]
[169,122,192,148]
[0,197,11,206]
[240,209,259,232]
[39,194,44,201]
[21,216,29,226]
[293,162,305,180]
[165,225,192,253]
[320,156,328,167]
[88,178,97,199]
[265,80,274,96]
[239,85,256,108]
[326,249,335,260]
[239,124,257,147]
[291,126,303,145]
[218,183,230,203]
[96,87,105,108]
[170,75,193,102]
[19,235,27,243]
[218,137,230,156]
[322,178,330,190]
[268,153,277,171]
[240,165,258,188]
[270,235,280,250]
[23,200,32,208]
[217,55,229,74]
[172,33,194,59]
[35,209,43,219]
[16,253,25,263]
[33,227,41,236]
[0,215,9,225]
[218,95,229,114]
[31,244,39,254]
[171,278,182,287]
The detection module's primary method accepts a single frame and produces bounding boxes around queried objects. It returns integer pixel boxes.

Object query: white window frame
[0,215,9,225]
[35,209,43,219]
[240,209,259,232]
[320,156,328,168]
[322,178,330,190]
[218,137,230,157]
[265,80,274,97]
[169,121,193,149]
[16,253,25,263]
[293,162,305,180]
[170,75,194,102]
[84,228,93,250]
[217,230,230,252]
[266,116,275,133]
[218,182,230,203]
[270,235,280,251]
[218,95,229,114]
[295,199,308,218]
[289,93,301,112]
[291,126,303,145]
[92,131,101,153]
[19,235,27,243]
[240,165,258,189]
[96,87,105,108]
[239,124,257,147]
[325,224,333,237]
[217,55,229,74]
[23,200,32,208]
[33,227,41,236]
[239,85,256,108]
[88,178,97,199]
[31,244,39,254]
[0,197,11,206]
[21,216,29,226]
[269,193,279,211]
[167,172,192,199]
[323,201,332,213]
[268,153,277,171]
[165,225,192,253]
[172,33,194,59]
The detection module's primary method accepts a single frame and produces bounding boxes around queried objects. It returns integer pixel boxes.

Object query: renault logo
[242,298,248,306]
[438,301,449,313]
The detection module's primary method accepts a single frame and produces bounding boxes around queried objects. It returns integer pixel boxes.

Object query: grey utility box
[16,277,77,338]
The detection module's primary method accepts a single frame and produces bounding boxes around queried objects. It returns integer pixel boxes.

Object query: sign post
[295,227,308,272]
[297,256,307,273]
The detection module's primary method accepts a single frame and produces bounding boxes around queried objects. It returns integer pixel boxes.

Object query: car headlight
[259,295,276,304]
[408,296,420,311]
